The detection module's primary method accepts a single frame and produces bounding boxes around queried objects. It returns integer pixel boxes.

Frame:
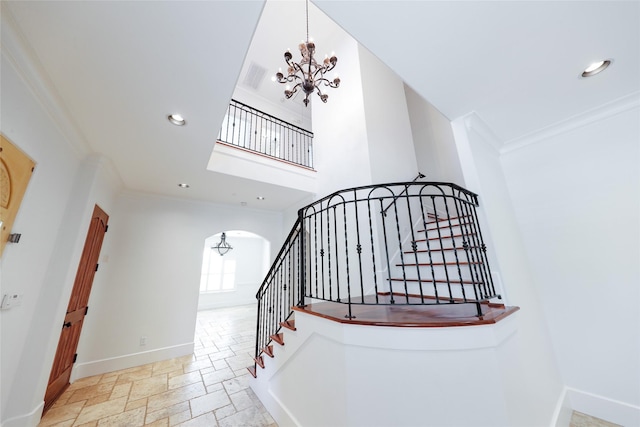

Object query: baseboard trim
[560,387,640,427]
[551,387,572,427]
[1,400,44,427]
[70,342,194,382]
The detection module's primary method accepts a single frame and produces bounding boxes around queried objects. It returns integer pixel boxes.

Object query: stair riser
[424,218,475,231]
[400,250,485,265]
[394,265,485,282]
[389,282,489,301]
[422,224,478,238]
[412,235,477,250]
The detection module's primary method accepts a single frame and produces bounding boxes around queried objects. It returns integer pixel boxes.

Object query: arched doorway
[198,230,270,310]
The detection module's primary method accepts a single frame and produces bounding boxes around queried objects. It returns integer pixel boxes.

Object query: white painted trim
[70,342,194,382]
[551,387,572,427]
[502,92,640,154]
[565,387,640,427]
[0,400,44,427]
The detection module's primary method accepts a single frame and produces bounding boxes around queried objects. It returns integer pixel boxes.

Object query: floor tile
[73,396,127,425]
[129,374,168,401]
[145,401,189,425]
[146,382,206,414]
[39,401,86,426]
[39,305,276,427]
[189,390,231,418]
[96,406,145,426]
[176,412,218,427]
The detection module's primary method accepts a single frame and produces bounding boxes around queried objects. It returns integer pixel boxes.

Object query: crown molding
[1,5,91,157]
[501,92,640,154]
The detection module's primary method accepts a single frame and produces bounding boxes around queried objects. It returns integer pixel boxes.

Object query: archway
[198,230,270,310]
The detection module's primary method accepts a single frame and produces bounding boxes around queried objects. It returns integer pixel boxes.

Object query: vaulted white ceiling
[3,1,639,210]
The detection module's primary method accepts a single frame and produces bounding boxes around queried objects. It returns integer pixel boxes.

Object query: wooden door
[44,205,109,411]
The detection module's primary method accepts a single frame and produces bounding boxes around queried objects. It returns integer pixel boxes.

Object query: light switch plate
[1,293,23,309]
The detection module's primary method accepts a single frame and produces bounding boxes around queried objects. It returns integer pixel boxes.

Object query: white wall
[0,49,121,426]
[74,192,283,378]
[311,20,372,197]
[452,113,565,427]
[253,309,522,427]
[358,46,418,184]
[501,97,640,426]
[405,85,466,186]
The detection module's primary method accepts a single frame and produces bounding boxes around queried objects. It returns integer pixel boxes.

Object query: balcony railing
[217,99,314,169]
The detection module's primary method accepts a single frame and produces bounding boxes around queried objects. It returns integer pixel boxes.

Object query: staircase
[387,211,496,309]
[248,179,510,380]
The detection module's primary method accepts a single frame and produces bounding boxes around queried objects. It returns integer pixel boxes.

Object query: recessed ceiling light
[178,183,190,188]
[581,60,611,78]
[168,114,186,126]
[256,196,265,200]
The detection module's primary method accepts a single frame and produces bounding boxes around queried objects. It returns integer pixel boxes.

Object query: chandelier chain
[305,0,309,43]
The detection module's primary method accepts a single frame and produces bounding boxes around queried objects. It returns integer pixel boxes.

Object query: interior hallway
[38,304,276,427]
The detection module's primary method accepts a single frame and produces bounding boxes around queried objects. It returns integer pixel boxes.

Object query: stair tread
[280,319,297,331]
[388,277,485,285]
[379,291,489,304]
[254,355,264,369]
[415,233,473,241]
[396,261,482,267]
[270,333,285,346]
[420,223,475,232]
[426,215,472,224]
[247,366,257,378]
[262,345,274,358]
[404,247,480,253]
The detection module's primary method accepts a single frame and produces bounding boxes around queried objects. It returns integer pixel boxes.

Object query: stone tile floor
[38,303,619,427]
[39,304,276,427]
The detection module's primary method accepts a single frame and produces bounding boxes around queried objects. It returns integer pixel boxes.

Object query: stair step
[422,222,475,232]
[271,333,285,346]
[262,345,274,358]
[389,278,485,285]
[415,233,473,241]
[247,366,257,378]
[426,214,472,224]
[280,319,297,331]
[254,355,264,369]
[396,261,481,267]
[404,247,481,254]
[380,291,486,303]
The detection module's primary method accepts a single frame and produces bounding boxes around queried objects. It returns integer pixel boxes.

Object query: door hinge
[95,263,99,272]
[105,225,109,233]
[73,353,78,364]
[85,306,89,315]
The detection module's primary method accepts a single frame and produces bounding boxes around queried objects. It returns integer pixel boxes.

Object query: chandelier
[212,232,233,256]
[275,0,340,106]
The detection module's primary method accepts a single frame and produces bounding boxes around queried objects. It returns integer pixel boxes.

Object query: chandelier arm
[286,82,302,98]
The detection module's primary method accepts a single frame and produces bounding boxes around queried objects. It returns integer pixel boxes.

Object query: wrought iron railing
[217,99,314,169]
[253,181,499,371]
[254,220,302,370]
